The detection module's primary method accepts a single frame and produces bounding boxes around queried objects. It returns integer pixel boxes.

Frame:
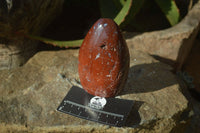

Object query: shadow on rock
[121,62,178,94]
[125,101,143,127]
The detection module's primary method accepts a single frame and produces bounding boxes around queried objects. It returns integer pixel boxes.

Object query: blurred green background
[30,0,194,48]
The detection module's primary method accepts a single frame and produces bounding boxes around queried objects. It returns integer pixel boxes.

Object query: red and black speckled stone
[78,18,130,97]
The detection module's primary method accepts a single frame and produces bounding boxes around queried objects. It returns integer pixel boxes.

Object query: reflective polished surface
[78,18,130,97]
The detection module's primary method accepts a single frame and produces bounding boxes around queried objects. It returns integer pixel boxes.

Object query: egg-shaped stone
[78,18,130,97]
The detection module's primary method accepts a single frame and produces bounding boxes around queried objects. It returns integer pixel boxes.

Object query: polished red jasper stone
[78,18,130,97]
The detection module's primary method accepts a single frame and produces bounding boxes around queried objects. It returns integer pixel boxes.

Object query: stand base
[57,86,134,127]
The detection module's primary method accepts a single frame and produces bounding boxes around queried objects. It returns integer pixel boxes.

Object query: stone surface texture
[184,39,200,93]
[0,0,64,70]
[79,18,130,97]
[125,0,200,69]
[0,39,38,70]
[0,48,191,133]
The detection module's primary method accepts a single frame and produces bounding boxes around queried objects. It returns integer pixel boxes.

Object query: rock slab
[0,49,190,132]
[125,0,200,69]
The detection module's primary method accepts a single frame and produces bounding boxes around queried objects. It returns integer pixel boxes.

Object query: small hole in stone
[100,44,106,49]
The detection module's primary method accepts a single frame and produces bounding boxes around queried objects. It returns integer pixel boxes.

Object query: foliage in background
[28,0,181,48]
[155,0,180,26]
